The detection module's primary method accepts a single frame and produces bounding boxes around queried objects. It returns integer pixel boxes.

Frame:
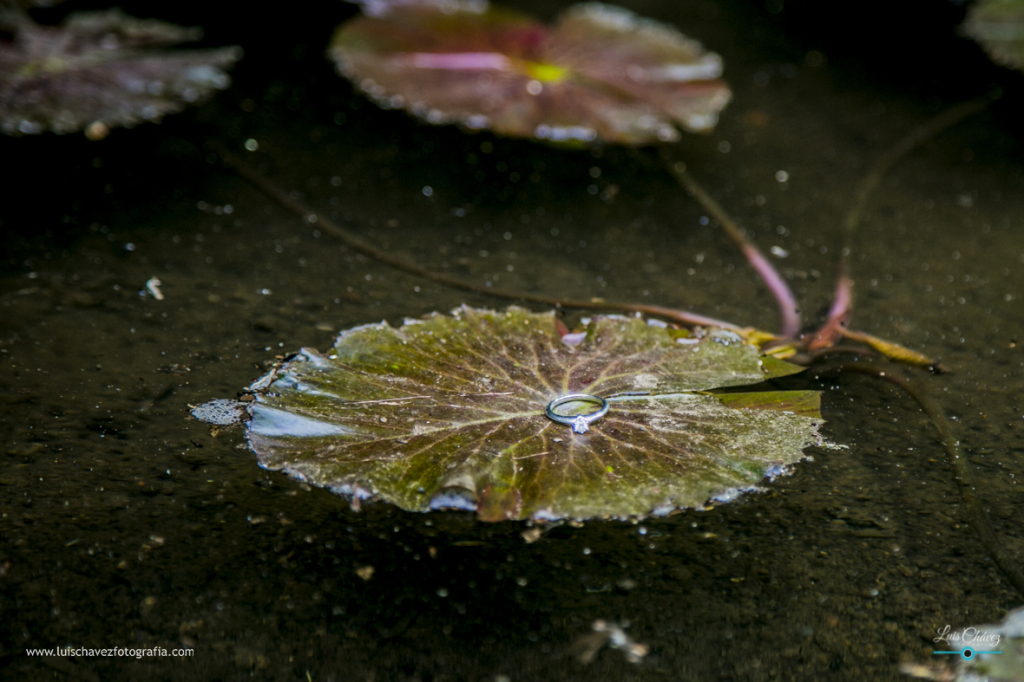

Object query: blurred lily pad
[963,0,1024,73]
[241,306,827,521]
[329,1,731,144]
[0,8,241,138]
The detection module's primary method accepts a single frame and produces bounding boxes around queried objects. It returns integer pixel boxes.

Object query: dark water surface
[3,1,1024,680]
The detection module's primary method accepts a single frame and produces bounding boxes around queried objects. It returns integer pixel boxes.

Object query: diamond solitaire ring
[545,394,609,434]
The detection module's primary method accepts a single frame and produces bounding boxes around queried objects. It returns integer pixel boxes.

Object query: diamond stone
[572,416,589,434]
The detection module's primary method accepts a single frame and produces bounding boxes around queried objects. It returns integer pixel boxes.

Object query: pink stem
[742,244,801,339]
[808,98,990,350]
[661,151,801,339]
[806,274,852,351]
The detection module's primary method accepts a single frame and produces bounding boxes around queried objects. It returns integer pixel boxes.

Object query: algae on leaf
[241,306,828,522]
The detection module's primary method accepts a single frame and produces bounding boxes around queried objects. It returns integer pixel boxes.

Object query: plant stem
[823,361,1024,599]
[811,97,993,350]
[660,149,802,339]
[209,140,742,331]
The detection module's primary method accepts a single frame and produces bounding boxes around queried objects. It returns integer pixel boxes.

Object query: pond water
[2,1,1023,680]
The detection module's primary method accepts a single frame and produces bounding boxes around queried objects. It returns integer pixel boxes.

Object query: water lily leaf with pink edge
[238,306,829,522]
[0,9,241,137]
[328,1,731,145]
[963,0,1024,74]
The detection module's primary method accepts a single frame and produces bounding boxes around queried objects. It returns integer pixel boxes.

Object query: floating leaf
[240,306,827,522]
[963,0,1024,74]
[0,8,241,138]
[714,390,822,418]
[329,1,731,144]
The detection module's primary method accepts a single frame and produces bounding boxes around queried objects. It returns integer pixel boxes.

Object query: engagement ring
[545,394,609,434]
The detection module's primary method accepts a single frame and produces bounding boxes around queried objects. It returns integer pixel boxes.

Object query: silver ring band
[545,394,609,434]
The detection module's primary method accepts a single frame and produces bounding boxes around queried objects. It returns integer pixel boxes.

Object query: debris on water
[139,596,158,616]
[144,278,164,300]
[615,577,639,591]
[521,527,543,543]
[571,619,649,664]
[190,399,248,426]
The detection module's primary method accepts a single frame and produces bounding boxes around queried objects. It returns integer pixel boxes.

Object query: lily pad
[241,306,827,522]
[329,1,731,144]
[0,8,241,138]
[963,0,1024,74]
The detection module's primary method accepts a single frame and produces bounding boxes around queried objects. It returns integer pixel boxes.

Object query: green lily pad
[241,306,827,521]
[328,1,731,145]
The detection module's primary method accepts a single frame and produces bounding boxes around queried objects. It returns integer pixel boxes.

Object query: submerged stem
[840,97,992,266]
[660,148,802,339]
[210,140,741,330]
[823,361,1024,599]
[813,97,994,350]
